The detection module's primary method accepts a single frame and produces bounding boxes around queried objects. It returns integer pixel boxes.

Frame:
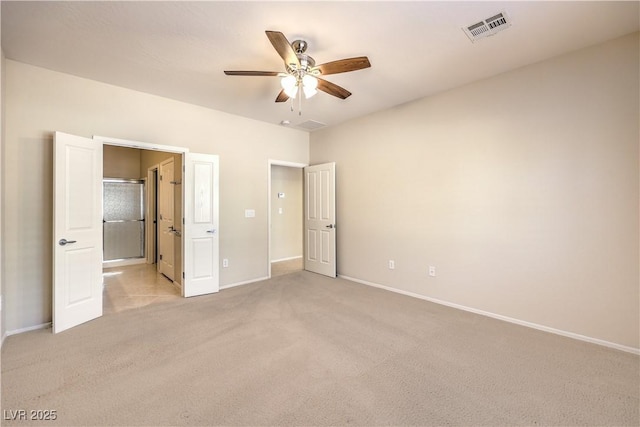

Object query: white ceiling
[2,1,638,132]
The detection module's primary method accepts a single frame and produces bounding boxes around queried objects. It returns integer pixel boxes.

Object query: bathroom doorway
[102,145,183,313]
[268,161,306,278]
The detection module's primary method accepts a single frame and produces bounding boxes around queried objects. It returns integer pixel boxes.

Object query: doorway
[102,144,183,313]
[268,161,306,278]
[54,132,220,333]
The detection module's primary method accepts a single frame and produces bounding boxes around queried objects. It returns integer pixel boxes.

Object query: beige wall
[103,145,141,179]
[3,60,308,332]
[270,165,303,262]
[310,33,639,349]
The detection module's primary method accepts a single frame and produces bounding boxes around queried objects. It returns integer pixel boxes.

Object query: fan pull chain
[286,83,306,116]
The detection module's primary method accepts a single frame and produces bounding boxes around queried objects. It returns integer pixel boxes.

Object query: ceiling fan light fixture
[302,74,318,98]
[281,75,298,98]
[225,31,371,106]
[303,86,317,99]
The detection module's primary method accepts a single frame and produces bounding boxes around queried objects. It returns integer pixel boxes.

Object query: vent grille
[295,120,326,131]
[463,11,511,42]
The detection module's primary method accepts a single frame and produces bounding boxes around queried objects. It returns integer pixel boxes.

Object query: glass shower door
[103,179,145,261]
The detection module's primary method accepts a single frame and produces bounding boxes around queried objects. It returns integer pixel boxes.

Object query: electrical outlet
[388,260,395,270]
[429,266,436,277]
[223,259,229,268]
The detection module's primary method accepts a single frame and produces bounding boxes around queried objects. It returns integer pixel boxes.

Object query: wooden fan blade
[317,78,352,99]
[275,89,289,103]
[315,56,371,75]
[265,31,300,68]
[224,71,282,76]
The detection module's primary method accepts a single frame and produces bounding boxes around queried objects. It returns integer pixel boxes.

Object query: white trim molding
[102,258,147,269]
[271,255,303,263]
[5,322,52,338]
[339,275,640,355]
[268,159,308,169]
[93,135,188,154]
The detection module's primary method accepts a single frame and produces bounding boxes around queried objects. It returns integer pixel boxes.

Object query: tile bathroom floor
[103,263,181,314]
[104,259,303,314]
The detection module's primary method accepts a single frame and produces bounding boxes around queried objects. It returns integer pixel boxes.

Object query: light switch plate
[245,209,255,218]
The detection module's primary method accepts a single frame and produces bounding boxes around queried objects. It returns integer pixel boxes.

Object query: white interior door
[158,158,175,280]
[304,162,336,277]
[183,153,219,297]
[53,132,103,333]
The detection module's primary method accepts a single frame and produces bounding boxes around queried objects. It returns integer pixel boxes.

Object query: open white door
[183,153,219,297]
[304,162,336,277]
[53,132,103,333]
[158,158,175,280]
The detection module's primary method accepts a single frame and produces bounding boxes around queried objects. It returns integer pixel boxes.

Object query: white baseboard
[339,275,640,355]
[271,256,303,263]
[103,258,146,269]
[5,322,52,338]
[220,276,269,290]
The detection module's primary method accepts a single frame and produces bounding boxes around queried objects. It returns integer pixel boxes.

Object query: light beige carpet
[2,271,638,426]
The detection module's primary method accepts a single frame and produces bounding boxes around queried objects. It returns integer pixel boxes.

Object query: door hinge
[159,214,163,220]
[159,254,163,260]
[160,175,163,181]
[182,272,185,279]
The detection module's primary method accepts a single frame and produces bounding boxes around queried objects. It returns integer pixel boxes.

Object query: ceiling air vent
[295,120,326,131]
[463,11,511,42]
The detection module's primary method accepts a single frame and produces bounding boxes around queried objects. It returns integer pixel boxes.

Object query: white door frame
[267,159,307,278]
[95,136,187,154]
[94,135,188,277]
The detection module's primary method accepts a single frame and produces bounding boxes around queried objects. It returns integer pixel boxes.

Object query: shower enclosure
[103,179,145,262]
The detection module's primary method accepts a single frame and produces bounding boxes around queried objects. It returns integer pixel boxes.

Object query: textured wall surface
[311,34,639,349]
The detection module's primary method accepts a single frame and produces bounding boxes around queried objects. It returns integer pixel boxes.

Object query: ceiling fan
[224,31,371,104]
